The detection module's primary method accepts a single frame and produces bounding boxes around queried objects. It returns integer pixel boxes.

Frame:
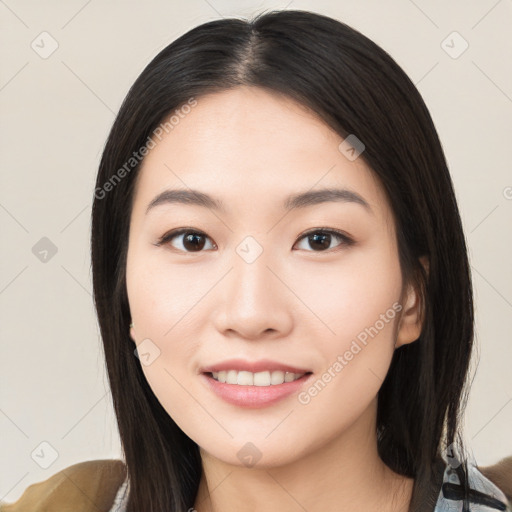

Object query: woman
[2,9,511,512]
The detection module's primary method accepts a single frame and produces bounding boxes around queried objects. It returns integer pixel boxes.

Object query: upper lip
[200,358,312,374]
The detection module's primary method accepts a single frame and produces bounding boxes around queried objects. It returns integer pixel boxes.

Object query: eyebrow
[145,187,372,215]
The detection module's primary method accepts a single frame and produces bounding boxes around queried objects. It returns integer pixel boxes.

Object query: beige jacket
[1,456,511,511]
[0,460,126,512]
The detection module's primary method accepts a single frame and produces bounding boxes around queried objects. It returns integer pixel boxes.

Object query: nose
[212,247,294,341]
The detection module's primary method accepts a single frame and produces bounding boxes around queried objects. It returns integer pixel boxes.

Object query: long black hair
[91,9,475,511]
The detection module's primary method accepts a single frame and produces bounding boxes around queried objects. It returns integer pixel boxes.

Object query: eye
[155,227,354,253]
[293,228,355,252]
[155,229,216,252]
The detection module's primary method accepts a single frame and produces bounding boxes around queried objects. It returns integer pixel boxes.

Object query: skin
[126,86,425,512]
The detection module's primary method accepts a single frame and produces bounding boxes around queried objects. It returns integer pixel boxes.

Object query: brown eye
[156,230,216,252]
[156,227,354,254]
[294,229,354,252]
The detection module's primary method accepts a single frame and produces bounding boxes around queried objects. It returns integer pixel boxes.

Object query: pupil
[310,233,330,250]
[184,232,205,251]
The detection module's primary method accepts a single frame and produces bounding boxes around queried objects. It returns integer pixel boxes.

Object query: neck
[193,399,414,512]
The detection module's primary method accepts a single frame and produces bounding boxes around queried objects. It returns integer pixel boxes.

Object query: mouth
[200,371,314,408]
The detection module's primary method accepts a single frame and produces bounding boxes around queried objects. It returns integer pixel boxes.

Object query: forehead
[132,86,389,220]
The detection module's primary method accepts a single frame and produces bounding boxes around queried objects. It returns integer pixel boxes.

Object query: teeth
[210,370,306,386]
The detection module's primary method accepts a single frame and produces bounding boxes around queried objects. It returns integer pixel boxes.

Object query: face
[126,86,421,468]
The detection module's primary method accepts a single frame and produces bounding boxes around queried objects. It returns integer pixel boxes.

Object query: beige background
[1,0,511,503]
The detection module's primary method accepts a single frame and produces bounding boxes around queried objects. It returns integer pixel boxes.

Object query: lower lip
[200,372,313,408]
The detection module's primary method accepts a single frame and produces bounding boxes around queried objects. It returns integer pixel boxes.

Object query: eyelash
[154,227,355,253]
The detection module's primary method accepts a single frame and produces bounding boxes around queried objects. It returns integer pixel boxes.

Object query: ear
[395,256,428,349]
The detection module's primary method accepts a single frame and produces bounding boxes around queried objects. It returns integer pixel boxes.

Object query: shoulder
[477,455,512,503]
[434,455,512,511]
[0,459,127,512]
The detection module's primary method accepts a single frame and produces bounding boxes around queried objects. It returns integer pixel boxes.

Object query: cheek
[292,248,402,432]
[126,245,212,400]
[293,242,402,347]
[291,243,403,406]
[126,244,205,337]
[126,249,205,432]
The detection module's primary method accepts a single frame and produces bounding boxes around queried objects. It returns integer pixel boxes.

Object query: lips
[200,371,313,408]
[200,358,312,375]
